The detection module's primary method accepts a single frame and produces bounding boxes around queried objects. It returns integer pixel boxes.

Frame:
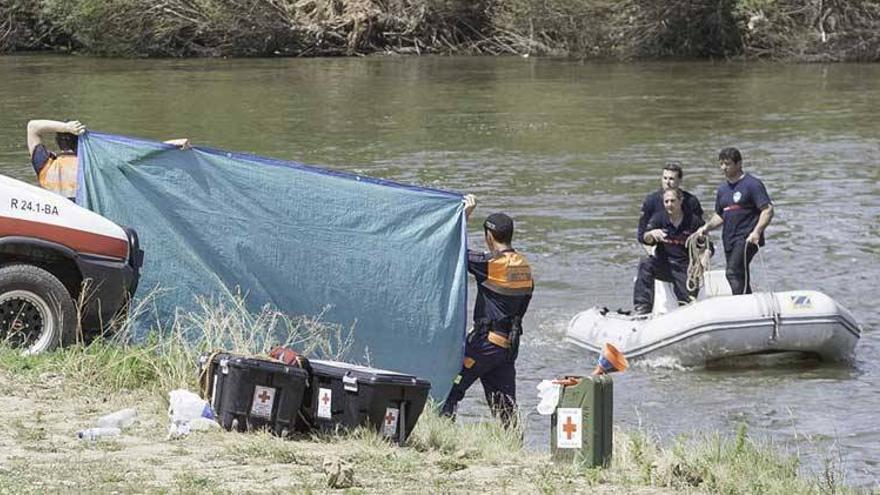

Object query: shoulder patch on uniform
[485,252,533,295]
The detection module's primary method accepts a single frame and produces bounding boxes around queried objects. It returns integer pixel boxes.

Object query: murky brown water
[1,55,877,486]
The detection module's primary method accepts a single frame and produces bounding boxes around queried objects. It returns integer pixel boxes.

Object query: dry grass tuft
[0,289,352,400]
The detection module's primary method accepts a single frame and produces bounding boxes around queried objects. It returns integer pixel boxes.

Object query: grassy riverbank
[2,0,879,61]
[0,299,854,493]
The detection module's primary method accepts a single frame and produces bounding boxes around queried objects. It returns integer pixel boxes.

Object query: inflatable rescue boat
[566,271,861,367]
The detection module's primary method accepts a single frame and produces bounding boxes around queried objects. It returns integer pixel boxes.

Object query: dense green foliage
[1,0,879,60]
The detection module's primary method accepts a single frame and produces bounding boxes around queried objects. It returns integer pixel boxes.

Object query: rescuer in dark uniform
[633,188,706,306]
[440,194,534,427]
[633,161,703,314]
[696,147,774,295]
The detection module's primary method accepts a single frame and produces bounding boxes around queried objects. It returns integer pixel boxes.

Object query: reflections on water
[0,55,877,486]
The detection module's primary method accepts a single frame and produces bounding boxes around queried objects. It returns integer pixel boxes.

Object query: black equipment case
[299,359,431,444]
[199,352,309,436]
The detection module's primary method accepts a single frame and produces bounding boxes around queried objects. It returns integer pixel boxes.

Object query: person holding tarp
[26,119,189,200]
[440,194,534,427]
[26,119,85,200]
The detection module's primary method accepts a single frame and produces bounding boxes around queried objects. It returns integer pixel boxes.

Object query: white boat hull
[566,290,861,367]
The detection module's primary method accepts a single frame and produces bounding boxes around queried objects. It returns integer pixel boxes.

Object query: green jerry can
[550,375,613,467]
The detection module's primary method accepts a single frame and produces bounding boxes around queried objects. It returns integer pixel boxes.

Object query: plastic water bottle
[97,408,138,429]
[77,427,121,440]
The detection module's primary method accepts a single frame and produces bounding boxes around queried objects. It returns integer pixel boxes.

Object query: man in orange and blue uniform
[27,119,86,201]
[441,195,534,427]
[27,119,190,201]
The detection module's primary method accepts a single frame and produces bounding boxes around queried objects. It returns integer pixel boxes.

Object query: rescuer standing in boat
[440,194,534,427]
[633,161,703,314]
[696,147,774,295]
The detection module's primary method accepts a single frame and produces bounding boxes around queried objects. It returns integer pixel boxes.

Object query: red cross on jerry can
[551,375,613,467]
[562,415,578,440]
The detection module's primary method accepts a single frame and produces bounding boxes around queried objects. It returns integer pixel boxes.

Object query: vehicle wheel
[0,264,76,354]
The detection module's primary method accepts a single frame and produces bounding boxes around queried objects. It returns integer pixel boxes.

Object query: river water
[1,55,877,486]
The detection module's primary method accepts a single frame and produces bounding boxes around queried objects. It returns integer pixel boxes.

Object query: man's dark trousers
[441,334,516,426]
[633,255,691,308]
[725,240,758,295]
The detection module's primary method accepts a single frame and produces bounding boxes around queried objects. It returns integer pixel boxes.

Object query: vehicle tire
[0,264,76,354]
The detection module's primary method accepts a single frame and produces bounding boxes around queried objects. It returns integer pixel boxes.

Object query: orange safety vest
[37,153,78,199]
[483,251,534,296]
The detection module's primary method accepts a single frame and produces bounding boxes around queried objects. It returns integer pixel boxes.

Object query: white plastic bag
[535,380,562,416]
[168,389,216,438]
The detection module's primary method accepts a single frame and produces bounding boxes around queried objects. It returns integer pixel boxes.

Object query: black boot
[633,304,651,315]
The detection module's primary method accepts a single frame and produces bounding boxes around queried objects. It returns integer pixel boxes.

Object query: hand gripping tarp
[77,132,467,399]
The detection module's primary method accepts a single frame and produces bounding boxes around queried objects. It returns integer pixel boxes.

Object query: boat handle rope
[753,244,781,343]
[689,233,781,343]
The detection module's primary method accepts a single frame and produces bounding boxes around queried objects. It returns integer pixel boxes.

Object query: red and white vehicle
[0,175,142,353]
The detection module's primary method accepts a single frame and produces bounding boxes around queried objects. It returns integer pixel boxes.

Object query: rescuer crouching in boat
[633,188,707,309]
[632,161,703,315]
[440,194,534,428]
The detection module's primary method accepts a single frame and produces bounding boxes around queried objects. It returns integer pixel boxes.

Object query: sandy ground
[0,370,673,494]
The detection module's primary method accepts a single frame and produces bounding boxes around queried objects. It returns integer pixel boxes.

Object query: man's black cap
[483,213,514,239]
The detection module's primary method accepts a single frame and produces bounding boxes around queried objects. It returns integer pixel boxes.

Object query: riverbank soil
[0,369,672,494]
[1,363,851,494]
